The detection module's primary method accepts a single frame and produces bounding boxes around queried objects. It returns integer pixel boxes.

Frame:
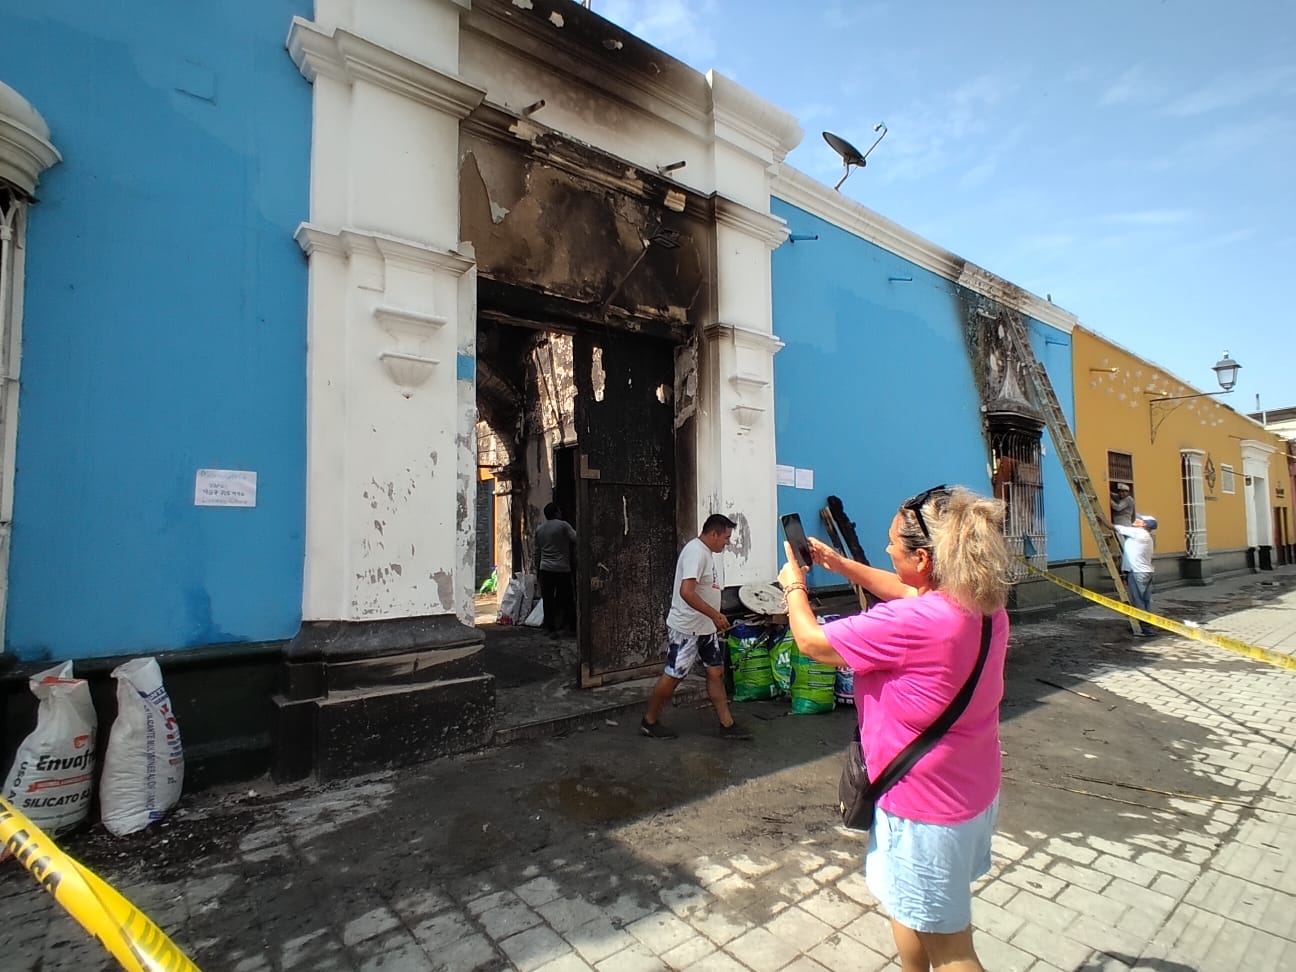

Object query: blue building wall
[2,2,311,660]
[770,199,1080,584]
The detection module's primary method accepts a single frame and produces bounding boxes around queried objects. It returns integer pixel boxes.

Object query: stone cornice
[287,17,486,118]
[773,165,1079,335]
[707,71,803,163]
[295,223,476,276]
[712,196,790,250]
[0,96,61,197]
[704,322,785,356]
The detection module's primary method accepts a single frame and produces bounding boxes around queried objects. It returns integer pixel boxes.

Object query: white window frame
[1181,449,1207,560]
[1220,463,1236,495]
[0,82,61,647]
[0,188,27,643]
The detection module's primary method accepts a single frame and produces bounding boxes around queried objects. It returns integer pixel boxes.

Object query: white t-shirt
[666,537,724,634]
[1113,524,1154,573]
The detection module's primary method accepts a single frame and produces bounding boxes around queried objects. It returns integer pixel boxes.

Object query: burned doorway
[573,331,677,686]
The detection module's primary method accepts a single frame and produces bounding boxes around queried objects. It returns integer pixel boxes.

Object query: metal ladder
[1000,312,1141,633]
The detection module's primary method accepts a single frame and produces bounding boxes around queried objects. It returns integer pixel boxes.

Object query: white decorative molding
[703,322,786,356]
[286,17,486,118]
[706,71,803,163]
[373,305,446,398]
[295,223,475,277]
[773,165,1079,335]
[731,402,766,433]
[0,81,61,196]
[730,373,770,395]
[713,196,790,250]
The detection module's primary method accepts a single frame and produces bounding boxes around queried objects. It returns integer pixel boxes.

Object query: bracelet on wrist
[784,583,808,594]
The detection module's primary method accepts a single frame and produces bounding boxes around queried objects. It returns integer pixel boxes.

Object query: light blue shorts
[864,796,998,934]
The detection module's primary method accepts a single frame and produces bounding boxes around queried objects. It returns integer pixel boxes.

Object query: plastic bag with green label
[789,643,837,714]
[770,630,794,697]
[728,623,779,702]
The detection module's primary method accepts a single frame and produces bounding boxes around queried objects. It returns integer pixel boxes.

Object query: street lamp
[1147,350,1242,443]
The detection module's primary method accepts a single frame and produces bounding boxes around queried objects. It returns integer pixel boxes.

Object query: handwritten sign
[194,469,257,508]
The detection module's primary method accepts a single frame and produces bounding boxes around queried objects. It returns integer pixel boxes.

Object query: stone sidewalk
[2,567,1295,971]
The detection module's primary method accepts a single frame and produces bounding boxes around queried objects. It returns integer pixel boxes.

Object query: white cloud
[1099,64,1163,107]
[1102,209,1194,227]
[1167,65,1296,117]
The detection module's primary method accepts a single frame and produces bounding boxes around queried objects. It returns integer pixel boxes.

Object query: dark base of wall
[1,641,285,799]
[271,615,495,784]
[2,616,501,797]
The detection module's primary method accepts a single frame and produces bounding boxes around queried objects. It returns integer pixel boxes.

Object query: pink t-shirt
[824,591,1008,824]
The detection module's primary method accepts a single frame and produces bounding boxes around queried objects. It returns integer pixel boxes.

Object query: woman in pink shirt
[778,485,1012,972]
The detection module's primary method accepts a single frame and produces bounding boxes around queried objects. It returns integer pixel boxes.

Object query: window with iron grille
[1107,450,1133,487]
[991,426,1047,580]
[1181,449,1208,559]
[1220,464,1236,494]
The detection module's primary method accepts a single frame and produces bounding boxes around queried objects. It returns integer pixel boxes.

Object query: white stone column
[697,73,802,584]
[287,5,486,626]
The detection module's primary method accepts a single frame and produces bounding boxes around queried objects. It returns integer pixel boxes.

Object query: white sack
[99,657,184,836]
[2,661,98,835]
[523,599,545,627]
[497,573,535,624]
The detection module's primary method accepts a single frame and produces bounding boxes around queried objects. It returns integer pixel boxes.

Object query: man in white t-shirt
[1105,512,1158,634]
[641,514,752,740]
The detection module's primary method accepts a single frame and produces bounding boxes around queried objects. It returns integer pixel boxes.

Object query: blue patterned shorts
[663,626,724,678]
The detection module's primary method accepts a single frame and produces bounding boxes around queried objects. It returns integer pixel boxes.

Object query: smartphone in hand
[781,513,813,569]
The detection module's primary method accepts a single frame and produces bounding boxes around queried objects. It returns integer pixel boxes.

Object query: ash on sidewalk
[4,567,1295,972]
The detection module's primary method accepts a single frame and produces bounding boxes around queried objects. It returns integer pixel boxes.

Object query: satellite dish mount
[823,123,888,191]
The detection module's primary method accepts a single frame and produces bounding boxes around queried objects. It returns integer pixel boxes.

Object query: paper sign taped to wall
[776,464,796,487]
[794,468,815,490]
[194,469,257,507]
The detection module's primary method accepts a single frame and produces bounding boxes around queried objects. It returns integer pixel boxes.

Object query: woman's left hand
[777,541,808,590]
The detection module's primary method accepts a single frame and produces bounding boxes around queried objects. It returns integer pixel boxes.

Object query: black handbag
[838,615,993,831]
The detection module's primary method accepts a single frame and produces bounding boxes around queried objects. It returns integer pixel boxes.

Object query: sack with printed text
[789,642,837,715]
[497,573,536,625]
[2,661,98,837]
[99,657,185,836]
[728,624,779,702]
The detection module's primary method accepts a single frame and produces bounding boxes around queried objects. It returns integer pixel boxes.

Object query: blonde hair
[897,486,1012,615]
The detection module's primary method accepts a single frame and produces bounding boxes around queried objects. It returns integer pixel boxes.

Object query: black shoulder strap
[862,615,993,799]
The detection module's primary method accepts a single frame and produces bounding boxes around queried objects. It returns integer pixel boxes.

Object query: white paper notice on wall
[794,468,815,490]
[194,469,257,508]
[776,464,796,487]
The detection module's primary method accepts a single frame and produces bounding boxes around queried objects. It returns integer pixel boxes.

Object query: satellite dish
[823,123,888,191]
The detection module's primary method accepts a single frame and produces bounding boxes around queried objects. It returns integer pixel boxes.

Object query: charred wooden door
[573,332,676,686]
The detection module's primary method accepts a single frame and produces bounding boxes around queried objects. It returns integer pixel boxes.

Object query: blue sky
[597,0,1295,412]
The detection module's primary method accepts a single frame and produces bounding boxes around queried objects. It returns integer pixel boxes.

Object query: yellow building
[1073,327,1293,582]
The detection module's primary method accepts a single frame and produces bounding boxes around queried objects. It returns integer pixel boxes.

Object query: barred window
[992,426,1047,580]
[1182,450,1208,559]
[1107,450,1133,489]
[1220,464,1236,494]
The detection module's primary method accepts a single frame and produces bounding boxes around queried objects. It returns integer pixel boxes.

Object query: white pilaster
[697,73,801,583]
[288,3,485,625]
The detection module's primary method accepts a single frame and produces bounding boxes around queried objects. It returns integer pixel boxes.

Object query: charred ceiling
[461,118,712,339]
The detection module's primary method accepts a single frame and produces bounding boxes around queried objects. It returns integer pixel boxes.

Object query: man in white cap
[1110,482,1134,527]
[1102,512,1158,633]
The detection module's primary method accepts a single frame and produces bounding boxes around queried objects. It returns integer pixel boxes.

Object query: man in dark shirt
[534,503,577,635]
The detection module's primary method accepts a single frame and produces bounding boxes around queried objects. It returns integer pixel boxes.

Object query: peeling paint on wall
[432,570,455,610]
[730,511,752,562]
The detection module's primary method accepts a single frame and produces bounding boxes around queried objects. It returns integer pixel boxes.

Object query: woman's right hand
[808,537,842,574]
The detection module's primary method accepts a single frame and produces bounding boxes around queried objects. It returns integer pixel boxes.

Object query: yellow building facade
[1073,327,1294,581]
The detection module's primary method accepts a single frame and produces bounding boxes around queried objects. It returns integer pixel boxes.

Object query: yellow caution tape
[0,796,202,972]
[1021,561,1296,673]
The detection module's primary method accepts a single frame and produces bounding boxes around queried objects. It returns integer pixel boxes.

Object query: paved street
[3,567,1295,972]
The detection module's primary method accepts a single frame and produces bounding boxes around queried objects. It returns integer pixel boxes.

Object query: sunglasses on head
[902,484,950,540]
